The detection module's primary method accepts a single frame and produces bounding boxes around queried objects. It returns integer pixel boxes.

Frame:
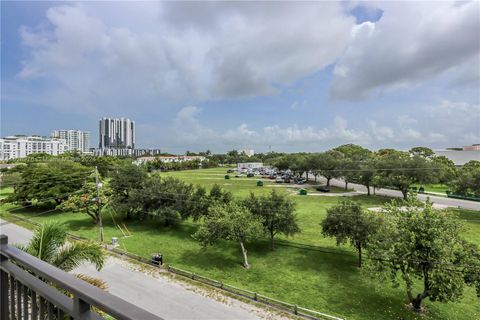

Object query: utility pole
[95,166,104,243]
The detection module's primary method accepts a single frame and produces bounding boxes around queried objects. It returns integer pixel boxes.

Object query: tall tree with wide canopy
[243,190,300,249]
[317,150,343,187]
[110,163,147,219]
[321,199,379,267]
[374,150,434,199]
[449,160,480,197]
[193,201,263,269]
[334,144,373,190]
[10,161,92,207]
[366,199,480,312]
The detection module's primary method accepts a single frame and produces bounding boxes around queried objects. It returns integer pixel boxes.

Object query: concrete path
[0,219,282,320]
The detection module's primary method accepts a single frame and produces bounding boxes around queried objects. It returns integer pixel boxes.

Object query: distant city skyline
[1,1,479,153]
[98,117,135,149]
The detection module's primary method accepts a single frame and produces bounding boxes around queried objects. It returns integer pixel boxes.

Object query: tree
[431,156,457,184]
[367,199,480,312]
[321,200,378,267]
[358,157,377,196]
[60,182,110,224]
[10,161,91,207]
[243,190,300,249]
[125,175,198,225]
[317,151,343,187]
[193,202,263,268]
[209,184,233,204]
[334,144,372,190]
[449,160,480,197]
[20,221,105,272]
[110,163,147,219]
[374,150,434,200]
[409,147,435,159]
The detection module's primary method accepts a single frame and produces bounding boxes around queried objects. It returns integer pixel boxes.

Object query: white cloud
[330,1,480,99]
[163,100,479,151]
[17,2,356,113]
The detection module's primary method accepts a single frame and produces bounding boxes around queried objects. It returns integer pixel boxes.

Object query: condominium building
[99,117,135,149]
[51,130,90,153]
[0,136,68,160]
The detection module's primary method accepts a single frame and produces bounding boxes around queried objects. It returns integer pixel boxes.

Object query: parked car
[316,185,330,192]
[275,176,284,183]
[247,172,254,177]
[269,175,276,179]
[235,173,243,178]
[227,169,235,173]
[284,177,291,183]
[295,178,305,185]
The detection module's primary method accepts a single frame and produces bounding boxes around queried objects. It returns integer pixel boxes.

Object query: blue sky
[1,1,479,153]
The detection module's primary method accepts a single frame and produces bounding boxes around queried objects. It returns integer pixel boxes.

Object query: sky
[1,1,479,153]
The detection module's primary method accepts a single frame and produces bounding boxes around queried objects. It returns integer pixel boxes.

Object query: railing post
[294,304,298,315]
[0,235,9,320]
[73,296,90,319]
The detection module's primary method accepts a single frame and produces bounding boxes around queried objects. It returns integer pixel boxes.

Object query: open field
[1,168,479,320]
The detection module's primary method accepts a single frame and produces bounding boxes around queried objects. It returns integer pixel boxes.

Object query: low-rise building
[463,144,480,151]
[134,155,206,165]
[237,162,263,170]
[51,130,90,153]
[0,135,68,160]
[434,150,480,166]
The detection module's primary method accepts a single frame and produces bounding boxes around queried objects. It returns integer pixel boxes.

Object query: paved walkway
[0,219,283,320]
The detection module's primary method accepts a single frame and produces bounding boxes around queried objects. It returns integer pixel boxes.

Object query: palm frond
[24,221,67,263]
[52,241,105,272]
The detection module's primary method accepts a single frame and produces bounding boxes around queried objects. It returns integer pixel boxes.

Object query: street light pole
[95,166,104,243]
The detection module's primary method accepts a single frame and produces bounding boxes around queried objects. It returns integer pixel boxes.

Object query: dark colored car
[316,185,330,192]
[247,172,254,177]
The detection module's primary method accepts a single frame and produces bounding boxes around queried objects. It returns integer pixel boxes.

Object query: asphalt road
[309,177,480,211]
[0,219,275,320]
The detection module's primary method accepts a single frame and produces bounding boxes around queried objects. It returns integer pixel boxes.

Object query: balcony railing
[0,235,162,320]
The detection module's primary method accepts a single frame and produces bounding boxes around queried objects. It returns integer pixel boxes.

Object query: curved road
[308,177,480,211]
[0,219,281,320]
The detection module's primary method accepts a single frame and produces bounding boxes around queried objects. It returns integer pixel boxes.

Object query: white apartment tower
[0,136,68,160]
[51,130,90,153]
[99,117,135,149]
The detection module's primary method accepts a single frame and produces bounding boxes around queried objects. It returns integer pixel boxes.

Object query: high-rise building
[0,135,68,160]
[99,117,135,149]
[51,130,90,153]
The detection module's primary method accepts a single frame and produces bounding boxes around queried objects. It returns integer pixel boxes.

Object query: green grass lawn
[412,183,450,194]
[1,168,479,320]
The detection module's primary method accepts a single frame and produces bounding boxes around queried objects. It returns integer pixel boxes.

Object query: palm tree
[20,221,105,272]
